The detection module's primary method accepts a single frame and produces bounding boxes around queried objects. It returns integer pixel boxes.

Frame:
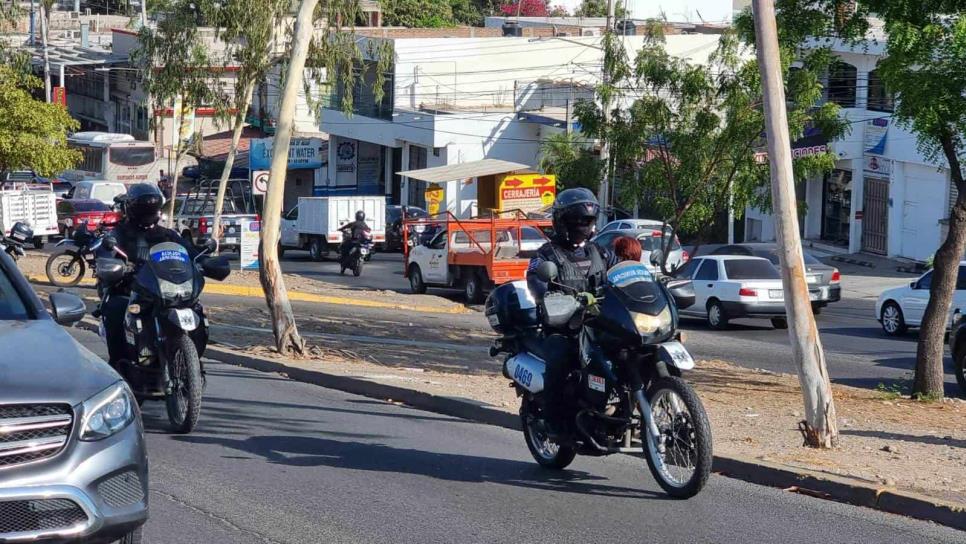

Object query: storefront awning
[398,159,532,183]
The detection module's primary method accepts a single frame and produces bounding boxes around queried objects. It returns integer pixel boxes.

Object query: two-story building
[744,35,954,262]
[318,28,723,217]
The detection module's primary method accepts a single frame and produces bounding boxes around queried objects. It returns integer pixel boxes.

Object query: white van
[66,180,127,205]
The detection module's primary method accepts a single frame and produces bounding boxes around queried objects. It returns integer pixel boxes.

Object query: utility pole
[140,0,147,27]
[596,0,615,223]
[39,1,51,103]
[29,0,36,46]
[752,0,837,448]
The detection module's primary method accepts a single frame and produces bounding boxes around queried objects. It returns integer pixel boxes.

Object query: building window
[867,69,894,113]
[827,62,857,108]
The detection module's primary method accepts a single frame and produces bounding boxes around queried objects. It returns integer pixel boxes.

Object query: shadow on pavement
[173,432,667,500]
[841,429,965,449]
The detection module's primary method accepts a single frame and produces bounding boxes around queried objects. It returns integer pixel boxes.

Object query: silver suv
[0,251,147,543]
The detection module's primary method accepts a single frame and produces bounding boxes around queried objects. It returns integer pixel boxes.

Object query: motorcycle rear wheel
[45,250,86,287]
[521,397,576,470]
[166,334,204,434]
[642,376,713,498]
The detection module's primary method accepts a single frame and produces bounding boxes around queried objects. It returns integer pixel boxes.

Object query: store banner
[864,118,889,155]
[249,137,325,170]
[335,138,357,187]
[496,174,557,213]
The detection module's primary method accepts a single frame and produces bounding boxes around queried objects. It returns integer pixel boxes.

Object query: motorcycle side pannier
[484,280,539,334]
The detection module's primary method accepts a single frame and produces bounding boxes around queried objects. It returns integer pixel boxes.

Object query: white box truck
[279,196,386,260]
[0,188,59,249]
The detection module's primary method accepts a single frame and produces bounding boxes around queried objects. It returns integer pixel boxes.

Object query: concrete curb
[830,255,876,268]
[206,345,965,532]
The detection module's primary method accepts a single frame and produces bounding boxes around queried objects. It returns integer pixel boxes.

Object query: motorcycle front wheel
[353,257,363,277]
[166,334,204,434]
[45,250,86,287]
[642,376,713,498]
[521,396,576,470]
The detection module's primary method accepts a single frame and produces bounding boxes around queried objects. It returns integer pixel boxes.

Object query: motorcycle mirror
[649,249,665,267]
[535,261,558,283]
[203,237,218,253]
[666,279,696,310]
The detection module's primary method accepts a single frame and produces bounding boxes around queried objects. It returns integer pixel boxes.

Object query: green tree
[576,27,844,275]
[574,0,626,18]
[0,67,80,176]
[205,0,290,251]
[450,0,484,26]
[858,1,966,397]
[133,0,219,222]
[538,132,602,192]
[380,0,454,27]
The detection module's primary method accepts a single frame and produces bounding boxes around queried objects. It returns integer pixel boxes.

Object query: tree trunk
[212,80,256,255]
[257,0,318,356]
[164,96,189,227]
[914,136,966,398]
[753,0,837,448]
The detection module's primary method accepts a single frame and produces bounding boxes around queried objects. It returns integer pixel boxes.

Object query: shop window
[867,69,894,112]
[827,62,857,108]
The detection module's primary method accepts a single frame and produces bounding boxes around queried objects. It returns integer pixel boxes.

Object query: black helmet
[355,210,366,222]
[125,183,164,228]
[551,187,599,246]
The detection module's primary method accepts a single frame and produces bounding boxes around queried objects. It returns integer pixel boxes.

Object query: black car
[708,243,841,313]
[947,309,966,394]
[387,205,429,251]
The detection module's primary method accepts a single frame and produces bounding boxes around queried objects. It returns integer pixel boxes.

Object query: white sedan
[673,255,788,330]
[875,262,966,336]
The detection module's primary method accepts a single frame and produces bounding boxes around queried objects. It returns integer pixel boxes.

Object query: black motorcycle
[96,238,230,433]
[1,222,33,261]
[486,257,712,498]
[46,224,108,287]
[340,230,373,277]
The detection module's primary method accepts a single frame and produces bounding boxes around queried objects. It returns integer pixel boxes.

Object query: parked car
[708,243,841,313]
[876,262,966,336]
[599,218,667,234]
[673,255,788,329]
[56,198,121,238]
[0,248,148,543]
[947,308,966,393]
[593,227,688,274]
[387,205,428,251]
[65,180,127,205]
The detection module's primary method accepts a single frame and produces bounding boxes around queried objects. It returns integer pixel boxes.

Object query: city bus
[60,132,159,184]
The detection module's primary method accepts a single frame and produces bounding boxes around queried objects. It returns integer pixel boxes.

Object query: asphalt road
[65,327,966,544]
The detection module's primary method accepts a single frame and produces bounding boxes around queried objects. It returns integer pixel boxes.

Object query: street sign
[252,170,270,195]
[52,86,66,106]
[239,219,260,271]
[495,174,556,213]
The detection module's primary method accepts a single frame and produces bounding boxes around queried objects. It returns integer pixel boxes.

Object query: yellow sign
[425,183,444,216]
[496,174,556,213]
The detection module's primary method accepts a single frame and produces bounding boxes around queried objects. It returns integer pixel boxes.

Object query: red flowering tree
[499,0,550,17]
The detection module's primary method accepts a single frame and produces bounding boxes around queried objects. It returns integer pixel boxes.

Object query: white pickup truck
[0,185,59,249]
[280,196,386,260]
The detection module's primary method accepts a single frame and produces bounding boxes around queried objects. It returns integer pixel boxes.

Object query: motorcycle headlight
[632,307,671,335]
[79,381,136,441]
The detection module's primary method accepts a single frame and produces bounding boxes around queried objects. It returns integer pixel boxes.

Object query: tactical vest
[549,243,607,294]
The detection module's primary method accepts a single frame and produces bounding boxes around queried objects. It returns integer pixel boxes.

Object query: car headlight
[632,307,671,334]
[79,381,136,441]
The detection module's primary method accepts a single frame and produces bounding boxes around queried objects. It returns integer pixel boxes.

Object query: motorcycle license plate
[659,341,695,370]
[174,308,199,331]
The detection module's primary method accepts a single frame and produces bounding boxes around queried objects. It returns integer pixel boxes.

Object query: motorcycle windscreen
[139,242,197,304]
[607,262,665,304]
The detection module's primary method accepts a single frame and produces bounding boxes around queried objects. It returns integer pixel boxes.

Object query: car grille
[97,471,145,509]
[0,404,73,469]
[0,498,88,535]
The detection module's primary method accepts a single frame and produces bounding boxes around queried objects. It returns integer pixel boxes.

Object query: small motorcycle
[96,237,230,433]
[486,256,713,498]
[1,222,33,261]
[45,223,108,287]
[340,231,373,277]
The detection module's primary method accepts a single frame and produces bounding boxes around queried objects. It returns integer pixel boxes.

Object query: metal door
[862,177,889,254]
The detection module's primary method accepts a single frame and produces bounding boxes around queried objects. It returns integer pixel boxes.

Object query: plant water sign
[249,138,325,170]
[240,219,260,271]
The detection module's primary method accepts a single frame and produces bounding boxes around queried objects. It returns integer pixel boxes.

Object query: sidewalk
[199,340,965,530]
[813,251,922,301]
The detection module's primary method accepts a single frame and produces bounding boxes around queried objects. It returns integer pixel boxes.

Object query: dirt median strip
[202,343,965,531]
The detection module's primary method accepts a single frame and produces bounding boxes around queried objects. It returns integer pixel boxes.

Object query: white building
[318,30,723,216]
[744,37,954,262]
